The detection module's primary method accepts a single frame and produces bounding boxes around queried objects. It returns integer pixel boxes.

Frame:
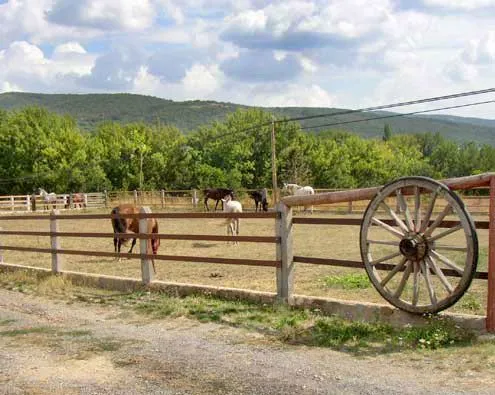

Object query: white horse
[37,188,57,210]
[282,183,315,213]
[221,194,242,244]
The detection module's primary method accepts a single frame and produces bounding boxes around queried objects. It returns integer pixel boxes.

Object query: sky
[1,0,495,119]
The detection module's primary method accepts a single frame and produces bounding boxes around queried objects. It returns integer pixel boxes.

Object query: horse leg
[215,199,221,211]
[128,238,137,254]
[204,197,209,211]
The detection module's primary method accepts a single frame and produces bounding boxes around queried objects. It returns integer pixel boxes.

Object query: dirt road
[0,288,493,395]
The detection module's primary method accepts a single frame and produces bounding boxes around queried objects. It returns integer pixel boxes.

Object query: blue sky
[1,0,494,118]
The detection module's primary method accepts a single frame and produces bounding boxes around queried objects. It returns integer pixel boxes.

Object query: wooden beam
[487,175,495,332]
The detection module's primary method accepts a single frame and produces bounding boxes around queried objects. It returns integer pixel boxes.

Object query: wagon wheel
[360,176,478,314]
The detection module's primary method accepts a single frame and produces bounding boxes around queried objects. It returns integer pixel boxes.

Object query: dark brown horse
[111,204,160,272]
[249,189,268,212]
[203,188,234,211]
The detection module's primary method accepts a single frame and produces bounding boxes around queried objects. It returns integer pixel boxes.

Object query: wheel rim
[360,176,478,314]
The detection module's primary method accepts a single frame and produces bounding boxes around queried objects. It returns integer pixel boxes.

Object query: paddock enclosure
[0,173,493,330]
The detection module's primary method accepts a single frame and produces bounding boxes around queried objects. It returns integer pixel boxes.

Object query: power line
[275,87,495,125]
[300,99,495,131]
[193,87,495,144]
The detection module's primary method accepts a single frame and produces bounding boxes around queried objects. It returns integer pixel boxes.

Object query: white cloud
[462,31,495,64]
[247,83,336,108]
[182,64,223,97]
[422,0,495,10]
[47,0,156,31]
[53,41,87,55]
[0,41,94,93]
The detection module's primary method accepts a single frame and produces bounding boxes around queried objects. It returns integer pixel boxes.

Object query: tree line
[0,106,494,195]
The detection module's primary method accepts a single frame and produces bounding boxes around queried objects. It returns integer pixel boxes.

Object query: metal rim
[360,176,478,314]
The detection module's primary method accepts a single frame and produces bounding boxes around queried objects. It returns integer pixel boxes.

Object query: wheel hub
[399,233,427,260]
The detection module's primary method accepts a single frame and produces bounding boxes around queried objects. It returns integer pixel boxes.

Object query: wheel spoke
[433,245,467,252]
[380,201,409,233]
[421,260,438,307]
[427,224,463,242]
[394,261,412,298]
[367,239,400,246]
[370,251,403,266]
[430,250,465,275]
[419,187,441,233]
[396,189,414,231]
[412,261,420,306]
[424,204,453,237]
[425,256,454,293]
[371,217,404,239]
[414,186,421,232]
[380,257,408,287]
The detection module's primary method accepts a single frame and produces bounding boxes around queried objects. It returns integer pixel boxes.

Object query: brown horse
[203,188,234,211]
[72,193,86,209]
[111,204,160,272]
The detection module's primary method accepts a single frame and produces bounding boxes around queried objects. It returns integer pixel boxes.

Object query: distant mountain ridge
[1,92,494,145]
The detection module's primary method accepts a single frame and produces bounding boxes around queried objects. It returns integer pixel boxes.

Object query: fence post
[69,193,74,209]
[50,209,61,273]
[192,189,198,209]
[139,206,154,284]
[276,202,294,302]
[31,193,37,212]
[10,196,14,211]
[26,194,31,212]
[487,176,495,332]
[161,189,165,208]
[84,193,88,208]
[348,200,353,214]
[133,190,138,205]
[104,190,108,208]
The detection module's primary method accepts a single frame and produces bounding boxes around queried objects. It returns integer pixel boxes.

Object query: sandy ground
[1,288,495,395]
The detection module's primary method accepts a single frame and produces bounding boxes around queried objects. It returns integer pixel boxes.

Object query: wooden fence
[0,188,491,215]
[0,173,493,330]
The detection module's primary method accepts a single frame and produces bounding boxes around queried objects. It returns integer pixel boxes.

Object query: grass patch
[0,326,54,337]
[459,293,482,312]
[122,291,477,353]
[323,273,371,289]
[0,319,16,326]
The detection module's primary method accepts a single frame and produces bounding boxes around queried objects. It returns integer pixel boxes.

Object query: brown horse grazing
[248,189,268,212]
[203,188,234,211]
[111,204,160,273]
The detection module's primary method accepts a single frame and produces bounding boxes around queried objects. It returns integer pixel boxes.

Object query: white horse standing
[221,194,242,244]
[37,188,57,210]
[282,183,315,213]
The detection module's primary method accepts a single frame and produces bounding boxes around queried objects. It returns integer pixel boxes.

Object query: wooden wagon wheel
[360,176,478,314]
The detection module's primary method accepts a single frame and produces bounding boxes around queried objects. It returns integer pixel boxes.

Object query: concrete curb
[0,263,486,333]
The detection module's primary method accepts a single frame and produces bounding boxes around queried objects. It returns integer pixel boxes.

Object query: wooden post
[133,190,138,205]
[10,196,14,211]
[31,193,36,212]
[139,206,154,284]
[50,209,61,273]
[487,176,495,332]
[104,190,108,208]
[69,193,74,209]
[161,189,165,208]
[84,193,88,208]
[276,202,293,301]
[271,119,278,205]
[26,194,31,212]
[348,200,353,214]
[192,189,198,209]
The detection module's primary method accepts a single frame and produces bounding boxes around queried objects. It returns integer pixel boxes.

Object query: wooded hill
[1,92,494,145]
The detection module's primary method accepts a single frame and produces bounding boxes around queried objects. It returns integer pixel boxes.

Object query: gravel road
[0,288,493,395]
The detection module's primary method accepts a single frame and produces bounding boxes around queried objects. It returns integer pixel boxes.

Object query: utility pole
[271,118,278,204]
